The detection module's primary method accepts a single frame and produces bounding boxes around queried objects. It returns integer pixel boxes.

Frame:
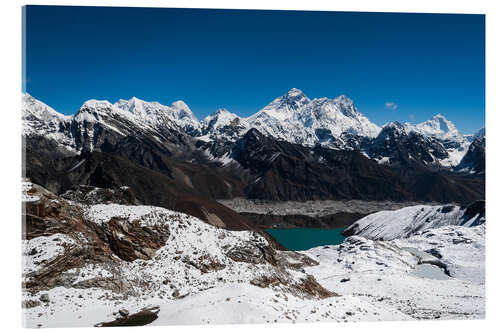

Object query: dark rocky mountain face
[60,185,139,206]
[196,121,471,174]
[71,106,193,157]
[364,122,449,168]
[221,129,484,204]
[201,114,247,141]
[195,137,234,161]
[336,132,372,151]
[455,137,485,175]
[230,128,309,173]
[24,135,251,231]
[25,116,485,211]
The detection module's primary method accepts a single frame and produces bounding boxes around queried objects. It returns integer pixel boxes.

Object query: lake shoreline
[241,211,367,230]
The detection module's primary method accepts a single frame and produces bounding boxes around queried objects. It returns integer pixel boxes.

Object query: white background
[1,0,498,332]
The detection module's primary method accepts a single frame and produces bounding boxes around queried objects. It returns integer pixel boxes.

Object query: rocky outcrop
[455,136,485,175]
[365,122,449,168]
[61,185,139,206]
[22,182,170,292]
[96,308,160,327]
[223,240,278,266]
[93,217,170,262]
[22,181,334,302]
[24,140,251,231]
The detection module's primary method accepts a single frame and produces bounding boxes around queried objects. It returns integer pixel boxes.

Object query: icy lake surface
[266,228,345,250]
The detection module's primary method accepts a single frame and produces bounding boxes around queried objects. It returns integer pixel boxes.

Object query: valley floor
[219,198,439,216]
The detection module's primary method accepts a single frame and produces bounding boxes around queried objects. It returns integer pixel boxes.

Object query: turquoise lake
[265,228,346,251]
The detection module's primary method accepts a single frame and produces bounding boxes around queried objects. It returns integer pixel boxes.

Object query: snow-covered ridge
[454,130,485,175]
[22,93,201,153]
[196,89,384,149]
[22,94,77,151]
[114,97,200,134]
[343,202,485,241]
[23,93,200,140]
[22,93,70,125]
[202,108,242,129]
[22,89,383,149]
[22,91,477,146]
[304,223,484,320]
[74,95,200,135]
[200,108,249,141]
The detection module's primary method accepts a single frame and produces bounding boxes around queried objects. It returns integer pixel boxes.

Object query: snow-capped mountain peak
[280,88,310,107]
[309,95,363,125]
[473,127,485,140]
[331,94,355,110]
[199,108,249,141]
[22,92,70,123]
[80,99,114,111]
[243,89,381,146]
[22,93,79,152]
[74,99,127,123]
[113,97,174,126]
[113,97,200,135]
[114,96,197,120]
[170,100,198,122]
[427,114,455,133]
[286,87,305,97]
[383,121,407,133]
[114,96,151,113]
[407,114,464,142]
[253,88,312,118]
[202,108,239,128]
[212,107,234,117]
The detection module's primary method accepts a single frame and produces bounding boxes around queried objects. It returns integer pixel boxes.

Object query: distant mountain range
[23,89,484,171]
[22,89,485,228]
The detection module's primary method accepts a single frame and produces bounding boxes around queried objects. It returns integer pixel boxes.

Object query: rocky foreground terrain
[22,180,485,327]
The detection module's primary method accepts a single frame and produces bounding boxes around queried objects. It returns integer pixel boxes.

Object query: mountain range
[22,89,485,229]
[23,88,483,169]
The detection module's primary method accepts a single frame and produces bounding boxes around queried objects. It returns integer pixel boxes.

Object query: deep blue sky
[24,6,485,133]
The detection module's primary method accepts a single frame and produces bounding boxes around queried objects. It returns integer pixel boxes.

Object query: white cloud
[385,101,397,111]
